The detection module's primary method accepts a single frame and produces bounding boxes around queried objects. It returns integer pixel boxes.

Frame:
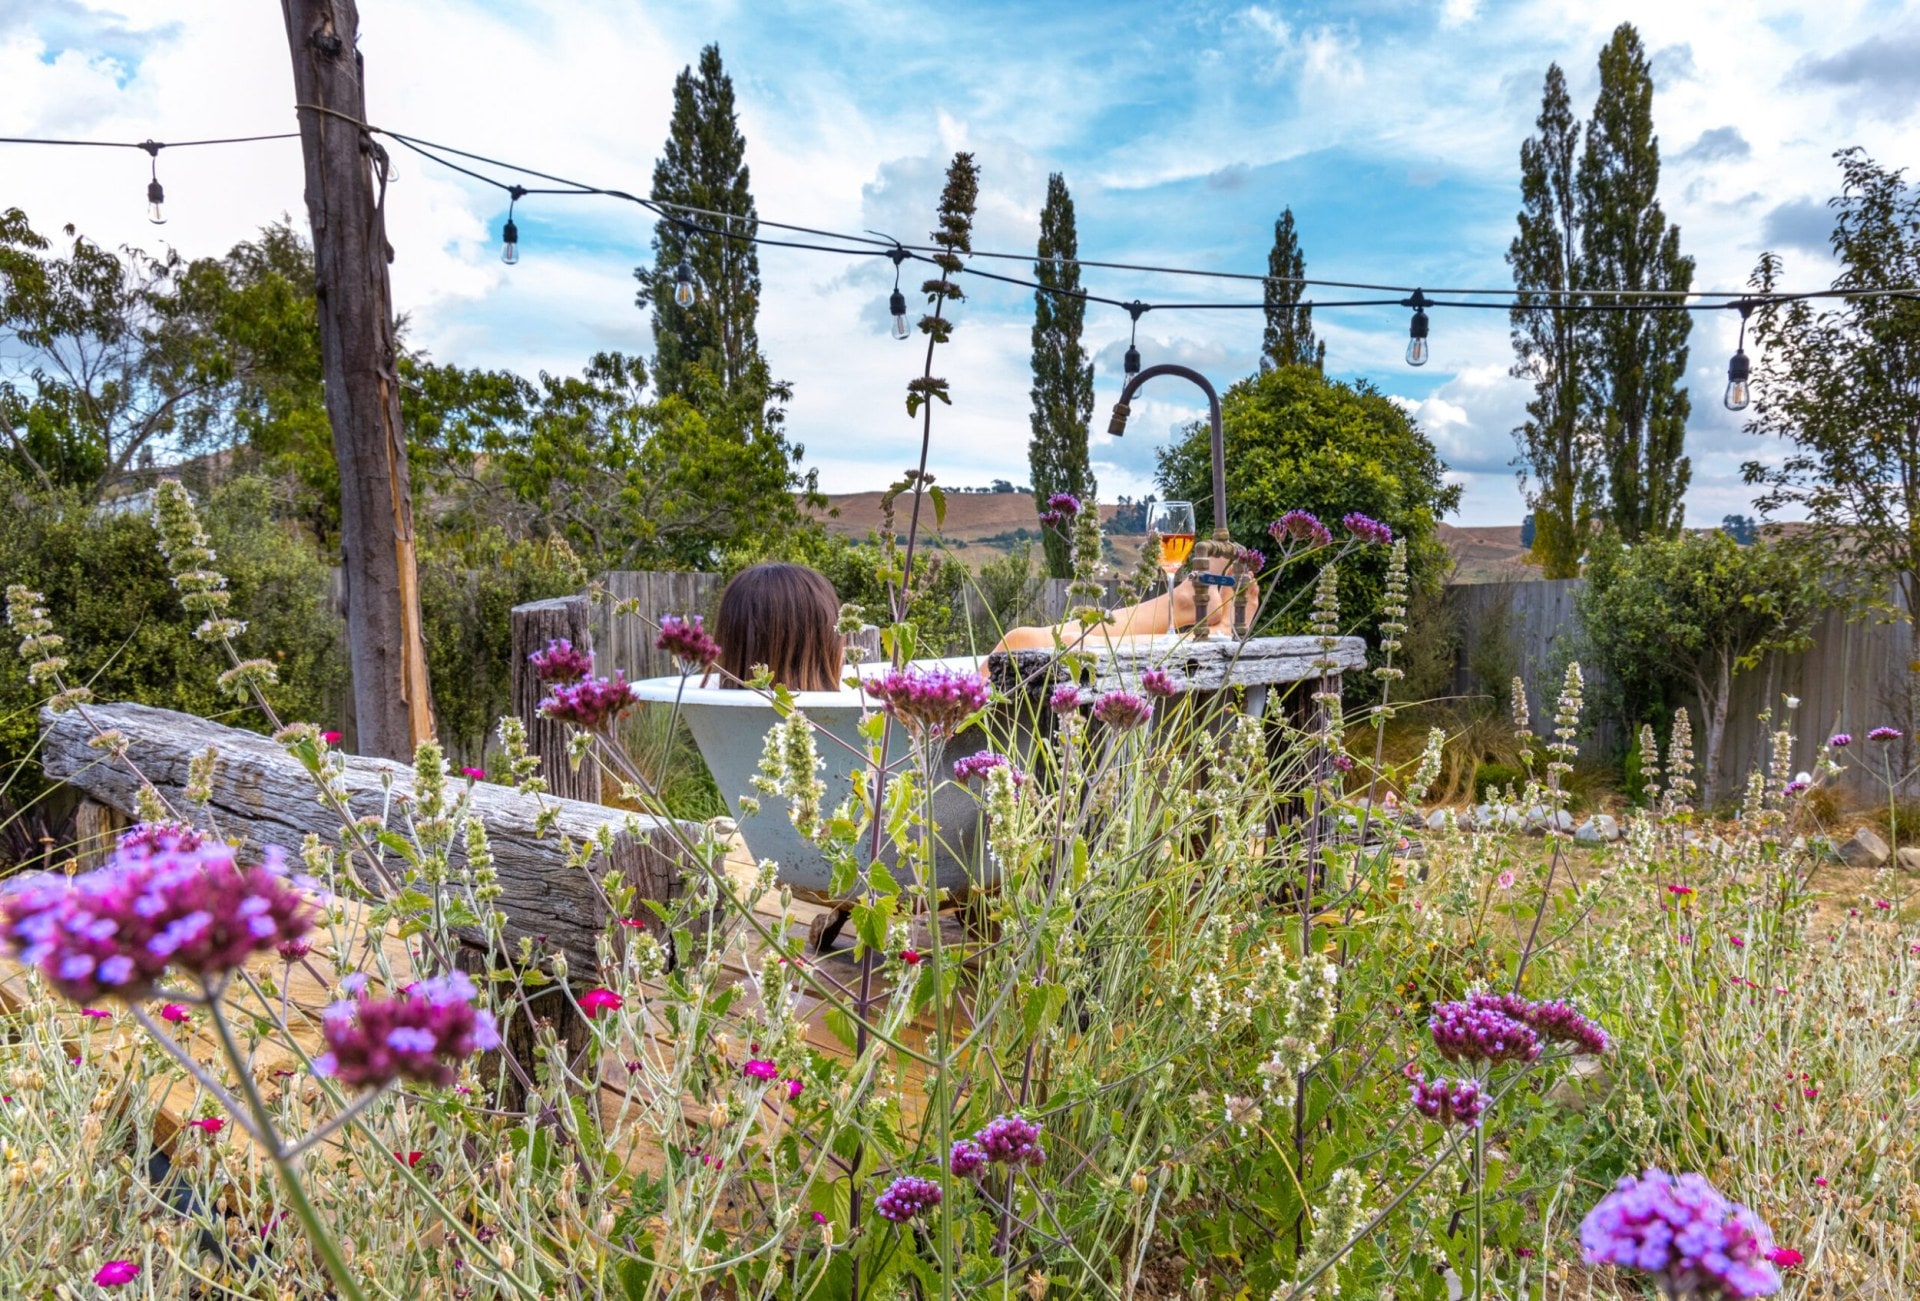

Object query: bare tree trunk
[282,0,434,760]
[1700,652,1732,808]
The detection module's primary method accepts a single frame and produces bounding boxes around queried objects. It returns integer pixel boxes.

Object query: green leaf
[929,484,947,529]
[1022,981,1069,1041]
[824,1007,861,1052]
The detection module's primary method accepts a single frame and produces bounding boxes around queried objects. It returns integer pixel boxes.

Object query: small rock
[1526,808,1574,836]
[1425,808,1452,833]
[1571,813,1620,844]
[1835,827,1891,868]
[1895,846,1920,874]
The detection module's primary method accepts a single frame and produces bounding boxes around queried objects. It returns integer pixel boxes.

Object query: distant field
[814,492,1538,580]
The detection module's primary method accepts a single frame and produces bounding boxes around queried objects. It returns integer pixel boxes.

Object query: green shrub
[1473,761,1525,802]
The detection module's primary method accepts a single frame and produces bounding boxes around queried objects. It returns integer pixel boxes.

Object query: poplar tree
[1577,23,1694,542]
[633,44,764,400]
[1507,63,1597,578]
[1027,173,1096,578]
[1261,208,1324,372]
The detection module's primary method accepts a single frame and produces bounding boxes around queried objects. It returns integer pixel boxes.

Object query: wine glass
[1148,500,1196,637]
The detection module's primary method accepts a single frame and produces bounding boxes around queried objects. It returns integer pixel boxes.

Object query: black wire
[0,133,299,149]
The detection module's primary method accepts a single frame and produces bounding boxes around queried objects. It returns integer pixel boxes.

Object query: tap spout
[1107,363,1228,539]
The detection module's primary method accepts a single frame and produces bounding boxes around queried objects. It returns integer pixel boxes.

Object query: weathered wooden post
[510,595,601,804]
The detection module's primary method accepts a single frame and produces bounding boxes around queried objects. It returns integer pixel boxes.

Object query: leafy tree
[1744,150,1920,623]
[1577,23,1695,542]
[1577,530,1826,802]
[1261,207,1324,372]
[1156,365,1460,639]
[1507,63,1598,577]
[1026,173,1096,579]
[1720,514,1758,546]
[633,44,764,401]
[1519,513,1537,550]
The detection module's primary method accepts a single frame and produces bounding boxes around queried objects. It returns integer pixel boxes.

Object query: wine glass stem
[1165,569,1179,636]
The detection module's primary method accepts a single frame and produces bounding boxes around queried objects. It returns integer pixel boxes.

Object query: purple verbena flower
[874,1175,943,1223]
[116,822,204,855]
[1428,999,1542,1066]
[1236,546,1266,572]
[975,1113,1046,1166]
[1268,510,1332,548]
[1868,726,1901,743]
[1579,1168,1782,1299]
[949,1138,988,1178]
[1038,509,1064,528]
[1139,668,1179,699]
[1342,512,1393,545]
[1091,690,1154,731]
[953,750,1025,785]
[864,666,990,738]
[1469,992,1609,1056]
[313,970,500,1091]
[1049,684,1085,713]
[1409,1073,1486,1127]
[539,674,640,730]
[1,840,315,1003]
[1046,493,1082,517]
[655,615,720,671]
[1829,733,1852,748]
[528,638,593,685]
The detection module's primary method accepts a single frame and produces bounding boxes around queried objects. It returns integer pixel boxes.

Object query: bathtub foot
[809,907,853,954]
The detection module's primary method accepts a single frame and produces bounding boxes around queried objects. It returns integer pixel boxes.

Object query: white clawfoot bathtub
[629,657,991,903]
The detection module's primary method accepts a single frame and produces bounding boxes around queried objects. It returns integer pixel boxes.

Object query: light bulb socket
[503,217,519,246]
[1124,343,1141,376]
[1409,307,1430,341]
[147,179,165,206]
[889,288,907,317]
[1727,349,1751,384]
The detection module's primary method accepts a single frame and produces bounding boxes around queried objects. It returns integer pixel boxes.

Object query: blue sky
[5,0,1918,524]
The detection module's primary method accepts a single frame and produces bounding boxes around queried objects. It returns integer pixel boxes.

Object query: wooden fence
[1450,578,1916,799]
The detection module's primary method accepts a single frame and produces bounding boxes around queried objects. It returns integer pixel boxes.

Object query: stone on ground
[1835,827,1891,868]
[1573,814,1620,844]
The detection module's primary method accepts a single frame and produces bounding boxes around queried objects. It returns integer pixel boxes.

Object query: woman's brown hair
[713,563,844,692]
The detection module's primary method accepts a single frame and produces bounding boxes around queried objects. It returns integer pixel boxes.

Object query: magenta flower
[460,766,486,782]
[655,615,721,671]
[1469,992,1609,1056]
[1092,690,1154,731]
[187,1116,225,1135]
[539,673,639,730]
[158,1003,190,1024]
[864,666,990,738]
[80,1008,111,1019]
[578,987,623,1018]
[1049,684,1085,713]
[742,1058,779,1082]
[1269,510,1332,548]
[1868,726,1901,742]
[874,1175,943,1223]
[1428,1000,1542,1066]
[900,949,922,966]
[1,840,315,1004]
[1342,513,1393,545]
[93,1260,141,1286]
[953,750,1023,785]
[950,1137,988,1177]
[1579,1168,1781,1298]
[1767,1248,1802,1269]
[1139,668,1179,699]
[1829,733,1852,748]
[785,1077,804,1100]
[313,971,499,1091]
[321,730,343,745]
[1046,493,1082,517]
[528,637,594,685]
[1409,1073,1486,1127]
[975,1113,1046,1166]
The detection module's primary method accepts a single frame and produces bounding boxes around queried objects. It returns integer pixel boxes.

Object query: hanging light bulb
[1724,301,1753,411]
[501,186,524,266]
[889,288,911,340]
[1124,300,1146,376]
[673,258,697,308]
[1124,342,1141,376]
[1405,290,1431,367]
[141,140,165,225]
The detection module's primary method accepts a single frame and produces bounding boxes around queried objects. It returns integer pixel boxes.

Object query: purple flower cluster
[874,1175,943,1223]
[1049,684,1085,713]
[1342,513,1394,545]
[1429,999,1542,1066]
[1829,732,1852,748]
[1091,689,1154,731]
[315,971,501,1090]
[539,673,640,730]
[864,666,991,738]
[528,638,593,685]
[655,615,720,670]
[1139,668,1179,699]
[949,1138,987,1177]
[1409,1073,1486,1127]
[116,821,205,855]
[1038,510,1066,528]
[1236,546,1266,572]
[1868,726,1903,742]
[952,750,1025,785]
[975,1113,1046,1166]
[1047,493,1082,517]
[1268,510,1332,548]
[1468,992,1609,1056]
[1,840,315,1003]
[1579,1169,1782,1299]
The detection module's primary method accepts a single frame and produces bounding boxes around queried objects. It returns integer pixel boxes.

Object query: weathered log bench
[39,701,700,973]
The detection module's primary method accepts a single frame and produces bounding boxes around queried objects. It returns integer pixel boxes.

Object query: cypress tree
[1027,172,1096,578]
[1261,208,1324,372]
[1577,23,1694,542]
[1507,63,1598,578]
[633,44,763,400]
